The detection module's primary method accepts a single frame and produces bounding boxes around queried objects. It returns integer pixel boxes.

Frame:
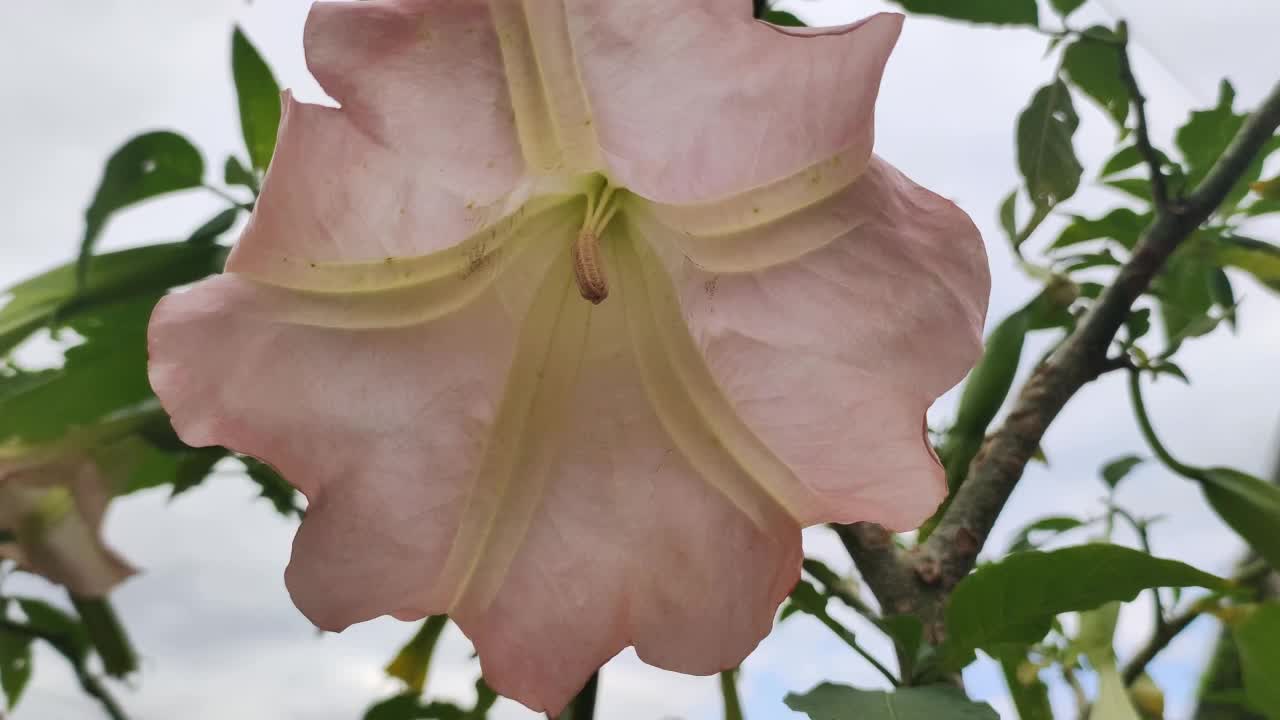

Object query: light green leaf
[232,27,282,171]
[224,156,260,194]
[786,684,998,720]
[884,0,1038,26]
[999,190,1019,250]
[941,545,1227,669]
[1156,237,1217,346]
[1018,80,1083,206]
[1008,516,1086,553]
[78,132,204,285]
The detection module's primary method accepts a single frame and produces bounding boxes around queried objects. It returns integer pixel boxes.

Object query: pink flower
[148,1,989,712]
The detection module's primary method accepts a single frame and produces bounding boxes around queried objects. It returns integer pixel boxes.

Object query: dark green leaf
[1124,308,1152,343]
[0,627,33,710]
[786,684,998,720]
[0,241,224,356]
[242,458,303,517]
[1050,0,1086,17]
[384,616,448,694]
[68,596,135,678]
[1007,516,1086,553]
[79,132,204,284]
[15,599,90,664]
[1059,249,1121,272]
[1062,30,1129,128]
[1018,80,1083,206]
[185,208,240,244]
[363,694,465,720]
[1149,360,1189,384]
[168,447,232,497]
[1216,235,1280,294]
[1102,455,1145,489]
[232,27,282,171]
[224,156,260,194]
[1244,197,1280,217]
[762,9,805,26]
[1209,268,1238,330]
[941,545,1227,669]
[1200,468,1280,572]
[1232,603,1280,718]
[884,0,1037,26]
[1052,208,1149,251]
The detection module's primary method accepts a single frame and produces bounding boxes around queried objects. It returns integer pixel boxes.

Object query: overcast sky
[1,1,1279,719]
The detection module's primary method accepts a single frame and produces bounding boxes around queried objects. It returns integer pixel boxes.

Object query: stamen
[573,229,608,304]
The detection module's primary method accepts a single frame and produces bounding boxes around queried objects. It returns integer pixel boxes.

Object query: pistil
[572,184,622,304]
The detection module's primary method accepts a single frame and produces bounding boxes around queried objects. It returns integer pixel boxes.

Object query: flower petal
[228,0,538,277]
[0,460,135,597]
[568,3,902,203]
[644,158,990,530]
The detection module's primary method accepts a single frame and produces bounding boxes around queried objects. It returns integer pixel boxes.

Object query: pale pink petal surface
[148,0,990,713]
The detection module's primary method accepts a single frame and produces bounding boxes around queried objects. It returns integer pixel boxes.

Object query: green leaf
[232,27,282,171]
[224,156,260,194]
[884,0,1037,26]
[0,297,157,445]
[1233,603,1280,718]
[1105,177,1153,201]
[1174,80,1272,212]
[1199,468,1280,572]
[1050,0,1086,17]
[1253,176,1280,200]
[185,208,240,244]
[363,694,465,720]
[0,626,33,710]
[1102,455,1145,489]
[1052,208,1149,251]
[761,9,805,26]
[1209,268,1238,330]
[79,132,204,285]
[941,545,1227,669]
[0,241,224,357]
[1216,235,1280,294]
[15,599,90,664]
[996,648,1053,720]
[1156,237,1217,346]
[1062,29,1129,128]
[1244,197,1280,217]
[384,616,448,694]
[1007,516,1086,553]
[68,596,136,678]
[1018,80,1083,207]
[999,190,1019,250]
[1124,308,1152,344]
[242,458,303,517]
[786,684,998,720]
[1101,144,1143,177]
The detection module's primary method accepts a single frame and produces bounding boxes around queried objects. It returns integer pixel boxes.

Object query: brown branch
[1117,21,1171,212]
[842,79,1280,633]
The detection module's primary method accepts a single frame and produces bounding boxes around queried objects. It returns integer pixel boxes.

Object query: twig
[1116,22,1171,212]
[842,79,1280,634]
[0,618,130,720]
[802,557,879,619]
[1120,604,1201,685]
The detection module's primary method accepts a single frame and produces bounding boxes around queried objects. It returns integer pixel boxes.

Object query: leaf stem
[1126,370,1202,480]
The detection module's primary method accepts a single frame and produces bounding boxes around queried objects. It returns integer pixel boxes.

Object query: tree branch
[843,79,1280,629]
[1116,21,1171,212]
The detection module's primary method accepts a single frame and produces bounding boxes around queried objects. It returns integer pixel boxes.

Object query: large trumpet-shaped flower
[148,1,989,712]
